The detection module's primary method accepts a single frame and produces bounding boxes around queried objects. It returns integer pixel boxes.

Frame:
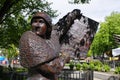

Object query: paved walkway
[94,78,102,80]
[94,71,120,80]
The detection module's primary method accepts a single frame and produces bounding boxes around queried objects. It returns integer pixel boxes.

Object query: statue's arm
[35,53,69,74]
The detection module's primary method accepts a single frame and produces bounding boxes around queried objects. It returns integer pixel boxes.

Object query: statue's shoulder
[20,31,35,40]
[19,31,59,68]
[21,31,33,37]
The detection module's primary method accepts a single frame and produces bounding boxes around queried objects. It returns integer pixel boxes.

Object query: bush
[82,63,89,70]
[93,60,103,67]
[88,60,111,72]
[75,63,81,70]
[69,60,74,70]
[102,64,110,72]
[94,65,102,71]
[114,67,120,74]
[89,63,95,70]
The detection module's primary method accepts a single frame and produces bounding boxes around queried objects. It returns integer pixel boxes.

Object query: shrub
[102,64,110,72]
[114,67,120,74]
[75,62,81,70]
[94,65,102,71]
[82,63,89,70]
[69,60,74,70]
[93,60,103,67]
[89,63,95,70]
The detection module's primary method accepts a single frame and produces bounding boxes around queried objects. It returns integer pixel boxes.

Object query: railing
[58,69,93,80]
[0,69,93,80]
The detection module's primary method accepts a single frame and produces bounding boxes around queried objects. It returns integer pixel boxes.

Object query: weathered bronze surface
[19,30,66,80]
[19,31,60,68]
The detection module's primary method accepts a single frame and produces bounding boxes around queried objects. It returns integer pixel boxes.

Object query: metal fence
[58,69,93,80]
[0,69,93,80]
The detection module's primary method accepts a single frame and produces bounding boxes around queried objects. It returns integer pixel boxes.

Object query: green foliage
[2,44,19,67]
[89,60,110,72]
[92,60,103,66]
[90,12,120,56]
[14,67,28,73]
[82,63,89,70]
[75,62,81,70]
[114,67,120,74]
[94,65,102,71]
[87,50,92,57]
[2,66,27,73]
[102,64,110,72]
[69,60,75,70]
[88,62,95,70]
[0,14,30,48]
[2,44,19,59]
[0,0,57,48]
[67,60,111,72]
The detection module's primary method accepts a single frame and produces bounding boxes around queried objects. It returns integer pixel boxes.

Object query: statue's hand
[59,52,70,63]
[36,57,65,74]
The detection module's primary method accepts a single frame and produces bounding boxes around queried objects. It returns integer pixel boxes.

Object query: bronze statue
[19,9,99,80]
[19,12,69,80]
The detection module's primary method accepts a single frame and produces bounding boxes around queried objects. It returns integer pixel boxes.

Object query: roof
[112,48,120,56]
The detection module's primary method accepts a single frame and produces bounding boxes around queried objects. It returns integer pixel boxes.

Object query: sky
[47,0,120,24]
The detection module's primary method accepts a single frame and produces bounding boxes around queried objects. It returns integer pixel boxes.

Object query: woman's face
[31,18,47,37]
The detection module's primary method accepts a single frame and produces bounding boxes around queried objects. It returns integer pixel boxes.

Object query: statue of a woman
[19,12,69,80]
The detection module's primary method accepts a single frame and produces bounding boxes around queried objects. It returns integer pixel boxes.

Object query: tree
[0,0,57,48]
[0,0,57,24]
[89,12,120,56]
[0,0,20,24]
[2,44,19,70]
